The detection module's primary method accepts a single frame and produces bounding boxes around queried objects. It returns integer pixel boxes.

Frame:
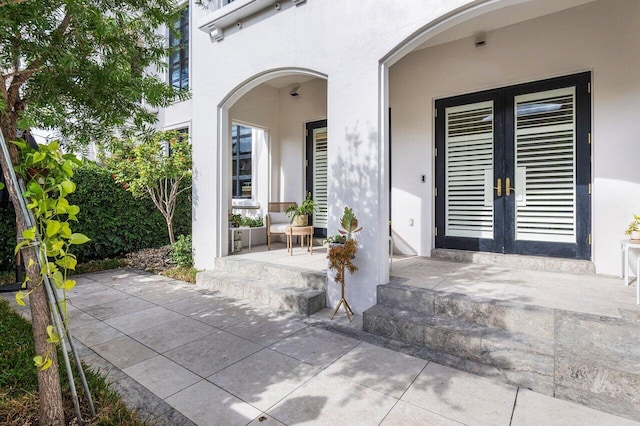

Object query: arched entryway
[216,68,328,256]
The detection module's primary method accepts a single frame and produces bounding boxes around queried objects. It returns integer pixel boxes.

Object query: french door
[306,120,328,237]
[435,73,591,259]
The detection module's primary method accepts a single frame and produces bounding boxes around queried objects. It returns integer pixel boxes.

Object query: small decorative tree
[327,206,362,321]
[108,130,192,244]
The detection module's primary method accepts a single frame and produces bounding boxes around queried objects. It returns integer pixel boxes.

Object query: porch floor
[229,243,640,318]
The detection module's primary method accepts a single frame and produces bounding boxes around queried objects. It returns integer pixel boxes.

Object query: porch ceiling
[415,0,598,51]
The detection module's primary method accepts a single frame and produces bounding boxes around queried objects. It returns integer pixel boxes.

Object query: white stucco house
[158,0,640,313]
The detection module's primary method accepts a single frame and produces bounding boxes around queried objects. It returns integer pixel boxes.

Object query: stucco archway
[215,68,328,257]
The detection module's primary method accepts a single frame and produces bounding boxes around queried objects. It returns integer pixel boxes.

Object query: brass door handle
[506,177,515,196]
[493,178,502,197]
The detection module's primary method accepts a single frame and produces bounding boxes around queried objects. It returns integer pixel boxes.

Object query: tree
[0,2,186,424]
[108,130,192,245]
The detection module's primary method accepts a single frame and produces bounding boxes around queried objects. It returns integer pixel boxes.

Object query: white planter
[630,231,640,241]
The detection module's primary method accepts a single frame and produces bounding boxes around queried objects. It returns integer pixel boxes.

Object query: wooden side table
[286,226,313,255]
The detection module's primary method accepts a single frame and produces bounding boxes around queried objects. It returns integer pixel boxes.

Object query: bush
[170,234,193,267]
[0,161,191,269]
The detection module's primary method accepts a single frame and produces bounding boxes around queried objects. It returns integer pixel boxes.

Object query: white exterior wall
[178,0,639,313]
[390,0,640,275]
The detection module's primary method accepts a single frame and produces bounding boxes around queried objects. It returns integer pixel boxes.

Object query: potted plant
[229,213,243,228]
[286,192,316,226]
[326,206,362,322]
[625,214,640,240]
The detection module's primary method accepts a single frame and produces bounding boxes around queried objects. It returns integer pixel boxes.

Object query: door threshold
[431,249,595,275]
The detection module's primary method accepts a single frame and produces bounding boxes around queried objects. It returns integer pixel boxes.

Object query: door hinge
[588,132,591,144]
[305,160,309,167]
[588,234,592,245]
[306,129,308,137]
[435,227,438,237]
[434,147,438,157]
[587,82,591,93]
[435,109,438,118]
[434,187,438,197]
[588,183,592,194]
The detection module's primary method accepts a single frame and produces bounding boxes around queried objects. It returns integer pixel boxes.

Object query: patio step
[363,303,555,395]
[214,257,326,290]
[431,248,596,275]
[363,283,640,421]
[196,258,327,316]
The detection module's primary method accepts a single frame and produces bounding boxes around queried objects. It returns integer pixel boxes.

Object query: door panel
[436,72,591,260]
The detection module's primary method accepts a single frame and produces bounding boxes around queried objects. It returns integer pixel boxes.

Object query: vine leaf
[69,233,90,245]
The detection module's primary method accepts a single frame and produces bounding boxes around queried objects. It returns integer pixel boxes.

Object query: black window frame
[169,6,189,90]
[231,124,253,199]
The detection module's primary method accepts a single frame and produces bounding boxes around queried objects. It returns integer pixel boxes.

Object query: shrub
[170,234,193,267]
[0,161,191,270]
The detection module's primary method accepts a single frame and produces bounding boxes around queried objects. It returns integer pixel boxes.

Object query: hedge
[0,161,191,271]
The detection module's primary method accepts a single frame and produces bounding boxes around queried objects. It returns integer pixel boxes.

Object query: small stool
[286,226,313,255]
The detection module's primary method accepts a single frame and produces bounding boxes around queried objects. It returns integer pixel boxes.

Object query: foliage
[0,161,192,269]
[162,266,198,284]
[326,206,362,284]
[0,204,16,271]
[74,258,125,275]
[66,161,191,263]
[0,0,188,148]
[107,130,192,244]
[286,192,316,222]
[0,298,145,425]
[625,214,640,235]
[229,213,243,228]
[242,216,263,227]
[338,206,363,239]
[327,239,358,284]
[12,139,90,370]
[170,234,193,267]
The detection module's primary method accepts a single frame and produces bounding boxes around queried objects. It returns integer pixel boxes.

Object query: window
[169,6,189,90]
[231,124,252,198]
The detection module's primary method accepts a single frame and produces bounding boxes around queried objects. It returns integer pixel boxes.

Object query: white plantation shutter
[312,128,328,229]
[445,101,494,239]
[514,87,576,242]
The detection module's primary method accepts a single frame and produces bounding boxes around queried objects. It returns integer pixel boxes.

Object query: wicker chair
[266,202,296,250]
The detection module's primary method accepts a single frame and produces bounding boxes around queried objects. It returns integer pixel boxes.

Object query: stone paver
[6,268,638,426]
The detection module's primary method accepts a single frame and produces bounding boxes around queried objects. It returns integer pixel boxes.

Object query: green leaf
[61,279,76,290]
[46,325,61,343]
[14,240,29,255]
[15,291,27,306]
[62,160,74,176]
[60,180,76,195]
[69,233,90,245]
[0,182,4,190]
[41,358,53,370]
[32,151,46,164]
[46,220,61,237]
[55,255,77,271]
[22,227,36,240]
[33,355,44,367]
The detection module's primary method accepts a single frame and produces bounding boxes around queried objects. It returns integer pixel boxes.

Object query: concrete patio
[5,268,638,425]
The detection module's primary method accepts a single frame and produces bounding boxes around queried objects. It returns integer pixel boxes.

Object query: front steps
[431,248,596,275]
[196,257,326,316]
[363,281,640,421]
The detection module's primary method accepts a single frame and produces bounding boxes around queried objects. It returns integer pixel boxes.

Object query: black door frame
[305,119,328,238]
[435,72,591,260]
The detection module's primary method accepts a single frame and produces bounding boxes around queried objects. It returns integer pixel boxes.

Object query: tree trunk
[166,215,175,245]
[0,129,65,426]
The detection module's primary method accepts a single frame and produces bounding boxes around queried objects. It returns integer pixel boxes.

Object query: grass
[73,258,125,275]
[0,298,145,425]
[161,265,198,283]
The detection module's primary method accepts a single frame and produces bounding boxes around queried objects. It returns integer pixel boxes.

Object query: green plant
[286,192,316,222]
[170,234,193,267]
[229,213,243,227]
[13,139,90,371]
[625,214,640,235]
[338,206,363,239]
[327,239,358,284]
[107,130,192,244]
[242,216,264,227]
[162,266,198,283]
[324,234,347,245]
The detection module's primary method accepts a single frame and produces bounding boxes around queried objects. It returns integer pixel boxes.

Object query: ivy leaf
[0,182,4,190]
[55,256,77,271]
[33,355,44,367]
[60,180,76,195]
[62,160,74,177]
[61,279,76,290]
[46,325,61,344]
[32,151,46,164]
[22,227,36,240]
[15,291,27,306]
[69,233,90,245]
[46,220,61,237]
